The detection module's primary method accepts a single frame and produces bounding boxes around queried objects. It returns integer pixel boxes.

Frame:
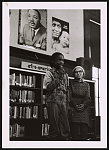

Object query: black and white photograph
[2,2,107,149]
[17,9,47,51]
[51,17,69,54]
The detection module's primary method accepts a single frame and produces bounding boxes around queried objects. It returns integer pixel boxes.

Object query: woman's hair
[72,66,85,78]
[50,52,64,67]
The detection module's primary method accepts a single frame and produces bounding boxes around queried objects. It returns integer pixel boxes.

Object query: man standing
[43,52,70,140]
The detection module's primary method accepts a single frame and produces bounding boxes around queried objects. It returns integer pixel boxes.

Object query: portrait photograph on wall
[51,17,69,54]
[18,9,47,51]
[9,9,84,61]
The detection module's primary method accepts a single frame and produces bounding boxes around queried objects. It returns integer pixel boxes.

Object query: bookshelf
[9,67,45,141]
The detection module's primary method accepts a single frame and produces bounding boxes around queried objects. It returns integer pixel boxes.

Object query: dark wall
[84,10,100,68]
[10,46,76,77]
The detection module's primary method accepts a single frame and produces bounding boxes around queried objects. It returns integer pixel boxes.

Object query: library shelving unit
[9,67,47,141]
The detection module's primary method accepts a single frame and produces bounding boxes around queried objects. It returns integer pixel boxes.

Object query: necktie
[32,29,35,40]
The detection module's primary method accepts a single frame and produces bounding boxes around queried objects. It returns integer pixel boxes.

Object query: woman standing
[69,66,91,141]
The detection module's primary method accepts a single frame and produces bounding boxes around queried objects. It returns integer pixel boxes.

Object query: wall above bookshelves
[10,46,76,77]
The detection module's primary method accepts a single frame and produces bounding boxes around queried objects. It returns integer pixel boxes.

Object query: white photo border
[2,2,107,148]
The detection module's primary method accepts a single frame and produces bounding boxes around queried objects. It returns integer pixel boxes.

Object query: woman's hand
[75,104,85,111]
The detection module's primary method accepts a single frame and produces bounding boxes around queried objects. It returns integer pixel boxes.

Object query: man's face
[55,54,64,69]
[52,20,62,38]
[28,10,40,29]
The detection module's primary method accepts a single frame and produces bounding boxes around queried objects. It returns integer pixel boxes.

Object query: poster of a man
[18,9,47,51]
[52,17,69,54]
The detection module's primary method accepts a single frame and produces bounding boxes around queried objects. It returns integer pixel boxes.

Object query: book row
[10,123,50,138]
[10,73,36,87]
[10,89,35,103]
[10,105,38,119]
[10,123,25,138]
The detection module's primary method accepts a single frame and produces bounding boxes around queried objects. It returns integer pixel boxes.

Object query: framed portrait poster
[51,17,69,54]
[18,9,47,51]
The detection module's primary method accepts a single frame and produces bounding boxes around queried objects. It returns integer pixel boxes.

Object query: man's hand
[57,65,65,74]
[57,66,65,80]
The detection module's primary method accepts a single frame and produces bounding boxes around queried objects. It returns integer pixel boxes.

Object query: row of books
[42,123,50,136]
[10,89,35,103]
[10,105,38,119]
[10,123,25,138]
[10,73,36,87]
[10,123,50,138]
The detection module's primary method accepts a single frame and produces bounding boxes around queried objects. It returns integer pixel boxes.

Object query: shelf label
[21,61,51,72]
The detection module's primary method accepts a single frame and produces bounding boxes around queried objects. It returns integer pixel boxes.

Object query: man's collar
[74,78,84,83]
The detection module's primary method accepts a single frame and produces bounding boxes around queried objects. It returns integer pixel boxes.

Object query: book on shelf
[22,107,26,118]
[13,106,18,119]
[42,95,46,104]
[10,89,35,103]
[10,123,25,138]
[10,73,15,85]
[15,74,20,86]
[33,105,38,118]
[19,107,23,119]
[42,123,50,136]
[43,107,48,119]
[32,75,36,88]
[10,89,18,102]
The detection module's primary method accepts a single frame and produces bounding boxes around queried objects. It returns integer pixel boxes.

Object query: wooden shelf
[10,135,42,141]
[10,85,41,91]
[10,67,45,75]
[10,118,40,122]
[10,102,41,106]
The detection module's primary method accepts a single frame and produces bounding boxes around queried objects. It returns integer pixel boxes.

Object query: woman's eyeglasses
[75,70,83,73]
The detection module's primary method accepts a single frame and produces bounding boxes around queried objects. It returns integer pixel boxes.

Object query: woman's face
[74,67,84,79]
